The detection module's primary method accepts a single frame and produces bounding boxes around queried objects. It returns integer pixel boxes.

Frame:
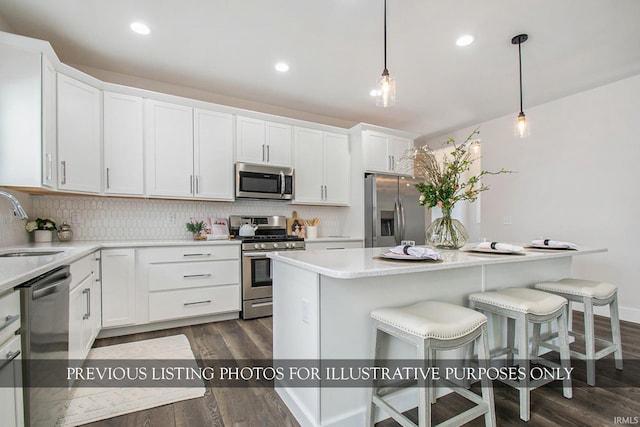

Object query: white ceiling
[1,0,639,138]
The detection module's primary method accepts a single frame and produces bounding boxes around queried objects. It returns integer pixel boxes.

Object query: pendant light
[376,0,396,107]
[512,33,530,138]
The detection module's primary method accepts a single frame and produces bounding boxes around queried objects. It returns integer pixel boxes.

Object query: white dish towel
[531,239,579,249]
[389,245,441,259]
[477,242,524,252]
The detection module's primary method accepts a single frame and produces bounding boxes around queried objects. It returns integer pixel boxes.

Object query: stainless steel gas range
[229,215,305,319]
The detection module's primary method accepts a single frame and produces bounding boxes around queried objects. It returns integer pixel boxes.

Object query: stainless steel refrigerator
[365,173,427,247]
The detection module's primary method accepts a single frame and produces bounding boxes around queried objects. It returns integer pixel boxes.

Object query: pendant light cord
[383,0,388,73]
[518,41,523,113]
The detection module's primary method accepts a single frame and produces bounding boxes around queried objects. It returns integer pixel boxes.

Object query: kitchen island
[268,245,605,427]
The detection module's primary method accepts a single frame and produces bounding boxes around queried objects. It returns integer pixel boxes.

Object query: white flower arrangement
[25,218,57,232]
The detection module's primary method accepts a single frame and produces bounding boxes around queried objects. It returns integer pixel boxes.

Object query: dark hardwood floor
[84,313,639,427]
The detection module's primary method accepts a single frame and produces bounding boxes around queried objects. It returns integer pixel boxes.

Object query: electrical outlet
[71,211,82,225]
[301,298,310,324]
[503,216,512,225]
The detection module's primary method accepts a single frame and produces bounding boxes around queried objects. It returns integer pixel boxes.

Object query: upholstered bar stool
[367,300,496,427]
[468,288,572,422]
[534,278,623,386]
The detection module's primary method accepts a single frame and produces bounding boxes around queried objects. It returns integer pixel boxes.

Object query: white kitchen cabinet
[304,240,363,250]
[236,116,292,167]
[0,289,23,427]
[103,92,144,195]
[57,73,101,193]
[293,127,350,205]
[193,109,234,200]
[69,252,101,363]
[139,245,240,324]
[0,41,56,189]
[101,248,136,328]
[145,99,194,198]
[363,130,414,176]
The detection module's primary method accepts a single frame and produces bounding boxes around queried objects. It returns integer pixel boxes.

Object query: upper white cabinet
[145,99,194,198]
[57,73,101,193]
[363,130,414,176]
[103,92,144,195]
[145,100,234,200]
[193,109,234,200]
[0,42,56,189]
[293,127,350,206]
[236,116,292,167]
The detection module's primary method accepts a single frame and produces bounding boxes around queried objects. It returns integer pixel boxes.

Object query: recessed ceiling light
[275,62,290,72]
[456,34,474,47]
[130,22,151,35]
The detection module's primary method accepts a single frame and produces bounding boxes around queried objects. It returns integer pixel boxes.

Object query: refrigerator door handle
[399,199,406,241]
[394,199,402,245]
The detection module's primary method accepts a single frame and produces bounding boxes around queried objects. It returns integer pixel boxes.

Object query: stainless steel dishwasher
[18,265,71,427]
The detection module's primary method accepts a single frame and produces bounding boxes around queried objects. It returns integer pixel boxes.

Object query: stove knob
[260,243,266,249]
[273,242,279,248]
[285,242,291,248]
[254,243,260,249]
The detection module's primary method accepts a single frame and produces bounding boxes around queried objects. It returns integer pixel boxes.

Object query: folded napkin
[532,239,579,249]
[388,245,441,260]
[477,242,524,252]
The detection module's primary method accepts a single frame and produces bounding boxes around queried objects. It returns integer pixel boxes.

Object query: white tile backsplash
[29,195,348,241]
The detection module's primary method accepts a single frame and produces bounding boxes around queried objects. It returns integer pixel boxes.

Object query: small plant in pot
[186,221,207,240]
[25,218,57,242]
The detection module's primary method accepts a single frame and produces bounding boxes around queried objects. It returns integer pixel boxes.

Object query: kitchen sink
[0,250,64,257]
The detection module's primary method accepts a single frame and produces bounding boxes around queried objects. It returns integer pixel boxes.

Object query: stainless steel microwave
[235,163,294,200]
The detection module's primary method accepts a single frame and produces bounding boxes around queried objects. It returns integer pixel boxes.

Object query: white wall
[428,73,640,322]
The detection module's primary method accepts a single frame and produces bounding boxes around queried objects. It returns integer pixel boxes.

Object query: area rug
[58,334,205,426]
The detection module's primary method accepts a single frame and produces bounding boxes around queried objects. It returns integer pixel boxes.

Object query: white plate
[466,247,525,255]
[527,244,577,250]
[378,252,441,261]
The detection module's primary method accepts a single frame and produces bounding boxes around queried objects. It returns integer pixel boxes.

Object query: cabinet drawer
[148,284,240,322]
[305,241,363,250]
[70,253,96,291]
[0,291,20,346]
[148,260,239,291]
[141,245,239,263]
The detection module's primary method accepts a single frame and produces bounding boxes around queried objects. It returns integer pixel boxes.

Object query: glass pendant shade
[515,111,530,138]
[376,71,396,107]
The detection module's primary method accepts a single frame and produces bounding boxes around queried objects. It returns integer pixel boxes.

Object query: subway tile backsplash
[28,195,347,241]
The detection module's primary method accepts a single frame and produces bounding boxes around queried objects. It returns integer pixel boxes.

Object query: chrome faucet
[0,190,29,220]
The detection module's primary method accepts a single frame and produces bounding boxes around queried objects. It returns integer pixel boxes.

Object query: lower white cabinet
[69,252,101,363]
[0,290,23,427]
[101,248,136,328]
[139,245,241,324]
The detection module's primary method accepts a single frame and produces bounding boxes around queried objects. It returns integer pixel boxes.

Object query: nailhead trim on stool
[468,288,573,422]
[535,278,623,386]
[367,300,496,427]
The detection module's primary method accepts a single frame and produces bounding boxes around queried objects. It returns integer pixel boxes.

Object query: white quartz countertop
[0,239,241,293]
[303,237,363,242]
[268,245,607,279]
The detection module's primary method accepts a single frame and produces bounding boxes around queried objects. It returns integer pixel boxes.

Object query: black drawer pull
[184,300,212,306]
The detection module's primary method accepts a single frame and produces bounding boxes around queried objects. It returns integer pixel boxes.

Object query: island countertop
[268,245,606,279]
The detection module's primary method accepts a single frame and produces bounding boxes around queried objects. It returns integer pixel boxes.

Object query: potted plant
[186,221,207,240]
[25,218,57,243]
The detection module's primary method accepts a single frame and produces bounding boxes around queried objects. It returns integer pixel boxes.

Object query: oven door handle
[242,252,270,257]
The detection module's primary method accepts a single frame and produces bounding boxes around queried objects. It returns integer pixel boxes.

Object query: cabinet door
[69,279,89,362]
[293,127,324,203]
[194,109,234,200]
[103,92,144,195]
[57,73,101,193]
[145,100,194,197]
[265,121,292,167]
[236,116,266,164]
[41,55,57,188]
[390,136,414,176]
[323,132,350,205]
[363,131,391,173]
[101,249,136,328]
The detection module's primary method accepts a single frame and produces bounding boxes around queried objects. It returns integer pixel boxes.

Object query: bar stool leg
[506,317,516,366]
[418,340,432,427]
[517,316,531,422]
[583,296,597,386]
[567,301,573,332]
[531,322,542,357]
[477,324,496,427]
[611,294,623,371]
[557,307,573,398]
[366,321,381,426]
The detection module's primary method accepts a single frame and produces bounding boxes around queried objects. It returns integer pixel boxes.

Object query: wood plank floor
[84,312,639,427]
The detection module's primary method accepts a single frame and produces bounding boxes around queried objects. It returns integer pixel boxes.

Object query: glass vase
[425,208,468,249]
